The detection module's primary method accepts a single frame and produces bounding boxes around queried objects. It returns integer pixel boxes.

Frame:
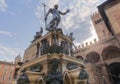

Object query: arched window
[86,52,101,63]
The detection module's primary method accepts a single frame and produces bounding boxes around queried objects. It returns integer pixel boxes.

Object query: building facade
[0,61,15,84]
[75,0,120,84]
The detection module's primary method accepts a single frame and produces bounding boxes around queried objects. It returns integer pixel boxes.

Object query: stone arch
[86,51,101,63]
[102,46,120,60]
[63,72,72,84]
[76,55,84,60]
[108,62,120,84]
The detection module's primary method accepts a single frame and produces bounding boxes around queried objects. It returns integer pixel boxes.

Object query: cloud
[0,45,22,62]
[35,0,106,44]
[0,0,7,12]
[0,30,13,37]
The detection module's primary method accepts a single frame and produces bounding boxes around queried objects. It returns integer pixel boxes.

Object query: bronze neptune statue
[45,4,69,31]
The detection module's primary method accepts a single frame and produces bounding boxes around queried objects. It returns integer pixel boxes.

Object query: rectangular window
[10,71,12,74]
[4,71,6,74]
[9,77,11,80]
[2,76,4,80]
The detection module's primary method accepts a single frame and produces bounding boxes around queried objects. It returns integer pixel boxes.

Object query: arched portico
[102,46,120,60]
[86,51,101,63]
[108,62,120,84]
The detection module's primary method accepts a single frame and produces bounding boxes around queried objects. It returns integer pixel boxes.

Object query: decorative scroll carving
[30,64,43,72]
[66,62,78,70]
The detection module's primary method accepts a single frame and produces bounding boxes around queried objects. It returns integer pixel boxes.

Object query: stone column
[85,63,96,84]
[101,63,112,84]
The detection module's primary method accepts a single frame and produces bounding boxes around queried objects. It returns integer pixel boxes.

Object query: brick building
[0,61,15,84]
[75,0,120,84]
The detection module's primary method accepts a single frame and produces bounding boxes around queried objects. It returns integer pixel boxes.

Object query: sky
[0,0,106,62]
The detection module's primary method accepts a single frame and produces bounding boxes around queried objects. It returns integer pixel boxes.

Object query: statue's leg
[48,22,52,29]
[56,18,60,28]
[54,20,57,28]
[49,19,55,30]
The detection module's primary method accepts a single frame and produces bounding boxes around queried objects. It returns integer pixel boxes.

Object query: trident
[42,3,48,30]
